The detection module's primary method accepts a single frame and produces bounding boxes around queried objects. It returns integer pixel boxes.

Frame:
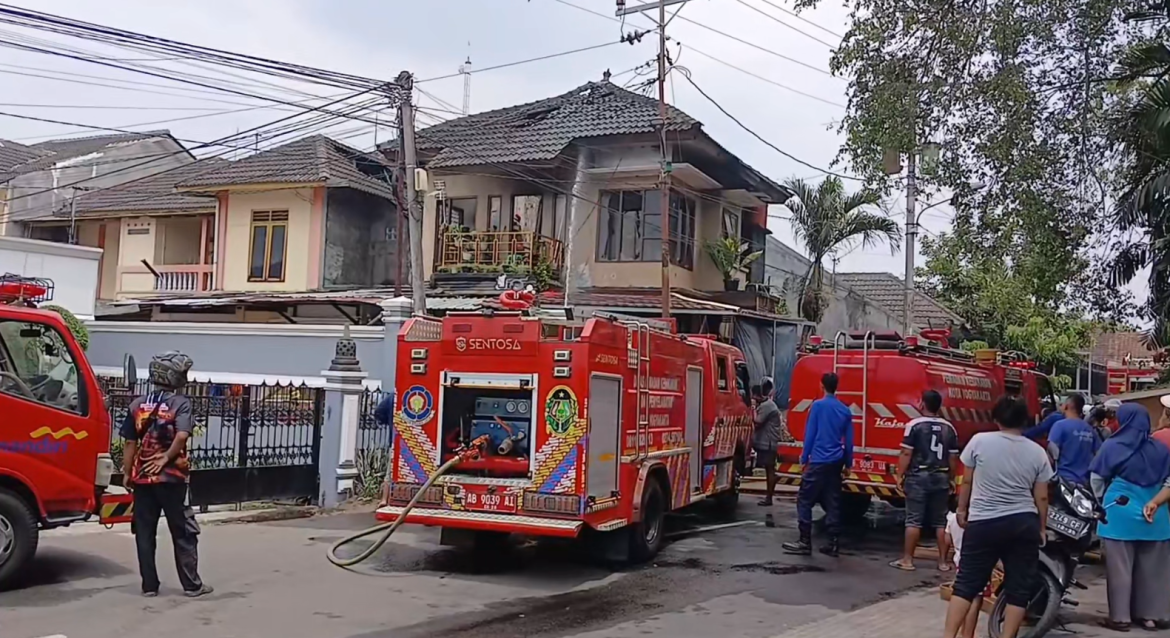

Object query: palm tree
[1108,3,1170,346]
[784,176,902,323]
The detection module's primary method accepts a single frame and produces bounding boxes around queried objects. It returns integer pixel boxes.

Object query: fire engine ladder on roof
[832,331,875,450]
[623,321,653,462]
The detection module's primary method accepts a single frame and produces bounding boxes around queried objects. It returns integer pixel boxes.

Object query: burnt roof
[406,81,699,169]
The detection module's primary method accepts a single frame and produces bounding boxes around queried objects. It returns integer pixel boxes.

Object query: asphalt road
[1,500,942,638]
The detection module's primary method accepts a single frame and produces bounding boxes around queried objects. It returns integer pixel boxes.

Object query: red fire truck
[0,275,118,588]
[1106,355,1162,395]
[778,330,1055,516]
[375,305,753,560]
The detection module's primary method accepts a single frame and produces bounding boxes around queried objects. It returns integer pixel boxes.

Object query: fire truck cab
[780,330,1055,516]
[0,275,117,588]
[376,307,753,560]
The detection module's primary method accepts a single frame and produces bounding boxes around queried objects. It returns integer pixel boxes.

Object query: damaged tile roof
[834,272,965,327]
[66,158,229,216]
[176,135,395,199]
[412,80,699,168]
[0,130,177,180]
[0,139,50,173]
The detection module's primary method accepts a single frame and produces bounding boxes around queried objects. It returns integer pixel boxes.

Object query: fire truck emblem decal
[455,337,467,352]
[401,385,434,425]
[544,386,579,435]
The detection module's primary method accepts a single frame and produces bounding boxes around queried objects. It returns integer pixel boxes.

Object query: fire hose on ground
[326,436,489,568]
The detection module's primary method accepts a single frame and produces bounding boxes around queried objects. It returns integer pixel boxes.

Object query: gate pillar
[377,297,412,393]
[320,326,368,508]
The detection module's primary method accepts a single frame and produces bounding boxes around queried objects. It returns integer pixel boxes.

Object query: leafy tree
[1107,1,1170,345]
[792,0,1136,334]
[43,304,88,351]
[783,176,900,322]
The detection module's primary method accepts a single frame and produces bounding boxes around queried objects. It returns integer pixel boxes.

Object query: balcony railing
[153,265,214,293]
[436,230,564,275]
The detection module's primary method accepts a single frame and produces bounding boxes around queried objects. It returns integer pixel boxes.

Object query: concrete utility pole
[903,150,917,336]
[394,123,406,298]
[396,71,426,315]
[617,0,688,319]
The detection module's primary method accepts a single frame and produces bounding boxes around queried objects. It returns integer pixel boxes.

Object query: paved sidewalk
[768,571,1170,638]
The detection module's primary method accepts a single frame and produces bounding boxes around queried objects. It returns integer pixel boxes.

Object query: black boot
[782,534,812,555]
[819,537,840,557]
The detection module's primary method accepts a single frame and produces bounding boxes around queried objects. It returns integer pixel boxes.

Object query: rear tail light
[389,482,443,505]
[523,493,581,515]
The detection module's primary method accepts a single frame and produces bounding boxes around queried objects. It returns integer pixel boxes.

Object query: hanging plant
[705,237,762,291]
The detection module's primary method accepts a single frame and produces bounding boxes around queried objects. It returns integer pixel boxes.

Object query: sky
[0,0,1146,308]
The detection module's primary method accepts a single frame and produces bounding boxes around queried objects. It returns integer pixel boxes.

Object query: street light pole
[618,0,688,320]
[903,151,917,336]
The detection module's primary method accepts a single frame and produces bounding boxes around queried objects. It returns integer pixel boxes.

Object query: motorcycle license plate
[456,485,519,513]
[1048,509,1088,538]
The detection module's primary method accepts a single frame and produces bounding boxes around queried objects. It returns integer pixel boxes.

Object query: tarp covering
[733,317,800,410]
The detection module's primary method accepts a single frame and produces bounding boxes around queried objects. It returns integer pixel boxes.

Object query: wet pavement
[1,500,941,638]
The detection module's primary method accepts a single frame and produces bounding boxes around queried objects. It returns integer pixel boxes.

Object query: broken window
[512,195,542,233]
[488,196,503,231]
[597,190,660,262]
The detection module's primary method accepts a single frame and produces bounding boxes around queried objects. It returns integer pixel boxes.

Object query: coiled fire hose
[326,436,488,568]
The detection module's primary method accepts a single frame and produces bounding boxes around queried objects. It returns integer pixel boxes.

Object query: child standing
[946,511,982,638]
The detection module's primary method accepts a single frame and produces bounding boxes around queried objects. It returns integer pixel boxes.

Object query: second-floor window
[597,189,695,268]
[249,210,288,282]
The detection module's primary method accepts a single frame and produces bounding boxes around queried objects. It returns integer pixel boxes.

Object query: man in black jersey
[890,389,959,572]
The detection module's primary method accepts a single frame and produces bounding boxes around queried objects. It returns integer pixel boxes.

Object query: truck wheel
[0,488,38,590]
[629,478,666,562]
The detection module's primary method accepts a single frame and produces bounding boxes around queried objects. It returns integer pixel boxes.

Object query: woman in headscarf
[1090,403,1170,631]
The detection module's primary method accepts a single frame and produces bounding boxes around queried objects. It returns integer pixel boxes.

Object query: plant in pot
[705,237,762,291]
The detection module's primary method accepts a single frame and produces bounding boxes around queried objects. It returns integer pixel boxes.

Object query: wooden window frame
[248,210,289,283]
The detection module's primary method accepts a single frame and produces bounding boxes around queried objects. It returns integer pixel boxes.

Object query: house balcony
[435,230,564,277]
[154,264,214,293]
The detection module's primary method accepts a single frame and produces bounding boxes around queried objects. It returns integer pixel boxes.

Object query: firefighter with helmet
[119,351,213,598]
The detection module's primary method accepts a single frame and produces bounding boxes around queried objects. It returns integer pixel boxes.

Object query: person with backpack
[120,351,212,598]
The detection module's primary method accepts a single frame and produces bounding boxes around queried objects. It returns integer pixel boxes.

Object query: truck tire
[0,488,38,590]
[629,478,666,562]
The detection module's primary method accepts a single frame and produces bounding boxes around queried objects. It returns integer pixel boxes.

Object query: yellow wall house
[174,135,403,294]
[19,159,222,300]
[380,75,790,313]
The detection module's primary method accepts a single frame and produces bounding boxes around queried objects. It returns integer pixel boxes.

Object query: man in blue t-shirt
[782,372,854,557]
[1024,402,1063,441]
[1047,393,1099,485]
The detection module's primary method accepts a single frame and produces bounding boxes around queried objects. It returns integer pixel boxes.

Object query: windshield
[0,317,83,414]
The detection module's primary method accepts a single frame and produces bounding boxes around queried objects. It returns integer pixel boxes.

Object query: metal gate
[103,378,324,506]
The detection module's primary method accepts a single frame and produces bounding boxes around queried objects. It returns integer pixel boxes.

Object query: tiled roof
[411,81,699,168]
[1,130,176,180]
[176,135,395,199]
[1092,331,1157,365]
[66,159,228,216]
[0,139,50,173]
[834,272,965,327]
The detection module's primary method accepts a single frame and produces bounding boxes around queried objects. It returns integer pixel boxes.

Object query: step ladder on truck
[0,274,140,589]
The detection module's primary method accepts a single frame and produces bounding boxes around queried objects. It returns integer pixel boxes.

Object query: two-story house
[1,131,194,239]
[383,75,791,323]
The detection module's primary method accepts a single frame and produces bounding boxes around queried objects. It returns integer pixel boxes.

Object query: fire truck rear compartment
[440,383,534,478]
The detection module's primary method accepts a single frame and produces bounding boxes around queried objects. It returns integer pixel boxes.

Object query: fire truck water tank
[469,397,531,457]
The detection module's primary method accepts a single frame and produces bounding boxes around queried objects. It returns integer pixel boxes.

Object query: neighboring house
[22,159,226,299]
[175,135,403,293]
[382,76,789,307]
[834,271,965,333]
[0,131,193,238]
[759,237,908,336]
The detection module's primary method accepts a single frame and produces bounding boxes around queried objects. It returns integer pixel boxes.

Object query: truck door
[587,374,622,501]
[686,366,703,495]
[0,310,100,511]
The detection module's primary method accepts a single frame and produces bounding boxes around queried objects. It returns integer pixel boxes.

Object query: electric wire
[733,0,836,49]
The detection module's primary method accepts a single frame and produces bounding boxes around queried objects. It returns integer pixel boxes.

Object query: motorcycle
[987,478,1126,638]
